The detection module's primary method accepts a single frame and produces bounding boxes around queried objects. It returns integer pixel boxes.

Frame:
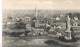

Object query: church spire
[35,6,37,18]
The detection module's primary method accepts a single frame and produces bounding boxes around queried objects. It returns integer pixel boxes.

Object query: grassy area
[3,35,79,47]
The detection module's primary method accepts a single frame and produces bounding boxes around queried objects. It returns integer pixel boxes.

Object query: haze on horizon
[3,0,80,10]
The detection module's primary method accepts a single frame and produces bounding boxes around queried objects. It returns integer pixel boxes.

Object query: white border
[0,0,2,47]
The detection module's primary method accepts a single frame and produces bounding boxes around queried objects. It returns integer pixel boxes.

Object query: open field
[2,34,80,47]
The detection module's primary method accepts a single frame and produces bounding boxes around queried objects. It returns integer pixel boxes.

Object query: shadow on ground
[45,40,75,47]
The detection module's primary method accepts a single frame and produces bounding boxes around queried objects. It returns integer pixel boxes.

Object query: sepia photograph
[2,0,80,47]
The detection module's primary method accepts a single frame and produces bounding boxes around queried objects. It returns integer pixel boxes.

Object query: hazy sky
[3,0,80,10]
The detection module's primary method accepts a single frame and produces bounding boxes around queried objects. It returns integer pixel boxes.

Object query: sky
[3,0,80,10]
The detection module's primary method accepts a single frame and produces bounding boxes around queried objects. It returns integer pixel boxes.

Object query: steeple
[35,6,37,18]
[34,6,39,28]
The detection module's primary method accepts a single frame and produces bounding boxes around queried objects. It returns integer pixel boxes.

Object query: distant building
[56,17,60,20]
[23,17,31,24]
[74,17,78,20]
[70,16,80,26]
[48,15,66,30]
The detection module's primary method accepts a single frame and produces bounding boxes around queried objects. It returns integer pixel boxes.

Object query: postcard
[2,0,80,47]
